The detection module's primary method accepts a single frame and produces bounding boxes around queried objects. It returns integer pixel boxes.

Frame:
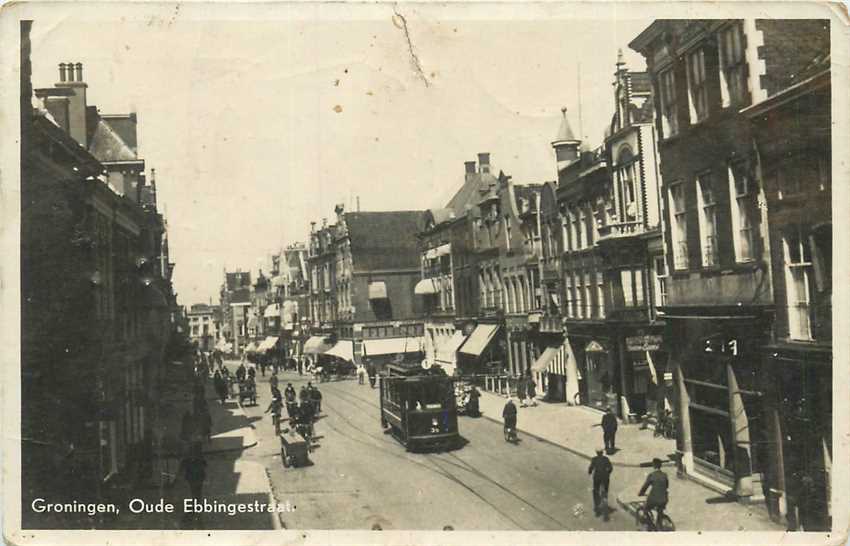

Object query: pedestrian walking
[299,385,309,404]
[179,443,207,523]
[297,358,304,376]
[270,372,279,393]
[526,375,538,407]
[236,363,247,383]
[601,407,618,454]
[309,384,323,414]
[588,448,613,518]
[517,375,528,407]
[197,403,212,443]
[357,363,366,385]
[213,371,227,404]
[366,361,377,388]
[265,396,284,435]
[467,385,481,417]
[180,410,194,444]
[502,397,518,441]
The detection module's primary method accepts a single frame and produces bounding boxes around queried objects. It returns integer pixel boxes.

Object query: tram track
[317,380,572,530]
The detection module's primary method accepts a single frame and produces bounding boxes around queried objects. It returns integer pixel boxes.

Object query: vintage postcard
[2,1,847,545]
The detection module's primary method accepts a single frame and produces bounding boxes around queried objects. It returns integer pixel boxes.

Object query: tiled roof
[445,172,499,217]
[101,115,137,152]
[88,118,137,163]
[345,211,425,271]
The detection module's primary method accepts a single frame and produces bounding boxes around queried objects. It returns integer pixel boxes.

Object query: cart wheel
[281,450,289,467]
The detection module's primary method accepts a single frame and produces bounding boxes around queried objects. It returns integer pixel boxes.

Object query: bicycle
[503,423,517,443]
[654,411,676,439]
[635,501,675,531]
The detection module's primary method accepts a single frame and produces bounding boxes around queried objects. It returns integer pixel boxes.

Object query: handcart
[279,429,310,468]
[238,381,257,406]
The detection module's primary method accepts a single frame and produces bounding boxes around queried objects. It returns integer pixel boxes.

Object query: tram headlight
[430,417,440,433]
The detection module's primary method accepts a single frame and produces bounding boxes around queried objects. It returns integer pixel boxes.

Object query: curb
[478,414,645,468]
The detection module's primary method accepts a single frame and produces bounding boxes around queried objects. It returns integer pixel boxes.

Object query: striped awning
[458,324,499,357]
[531,346,559,372]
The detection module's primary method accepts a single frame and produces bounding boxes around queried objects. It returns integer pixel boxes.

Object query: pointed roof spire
[552,106,580,147]
[617,48,625,67]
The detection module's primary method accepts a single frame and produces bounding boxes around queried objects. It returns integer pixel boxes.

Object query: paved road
[238,367,637,531]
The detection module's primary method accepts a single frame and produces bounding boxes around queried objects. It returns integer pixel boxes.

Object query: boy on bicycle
[638,457,669,529]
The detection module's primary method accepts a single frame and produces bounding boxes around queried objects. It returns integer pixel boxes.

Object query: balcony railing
[598,221,645,239]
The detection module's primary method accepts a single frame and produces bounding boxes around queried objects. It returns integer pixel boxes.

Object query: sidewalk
[101,376,273,529]
[476,390,674,467]
[476,389,783,531]
[157,378,258,455]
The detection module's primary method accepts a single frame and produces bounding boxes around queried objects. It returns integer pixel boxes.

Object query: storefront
[765,344,832,530]
[618,331,670,419]
[669,314,769,500]
[530,335,580,404]
[362,337,424,370]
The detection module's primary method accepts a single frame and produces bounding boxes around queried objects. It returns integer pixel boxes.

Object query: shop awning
[414,278,439,295]
[323,340,356,363]
[362,337,423,357]
[259,336,279,352]
[245,341,259,353]
[264,303,280,318]
[458,324,500,356]
[368,281,388,300]
[531,345,559,372]
[303,336,333,354]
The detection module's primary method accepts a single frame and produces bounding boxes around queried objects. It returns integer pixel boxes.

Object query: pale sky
[28,5,651,306]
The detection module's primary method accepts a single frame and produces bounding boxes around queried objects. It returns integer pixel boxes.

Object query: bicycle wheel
[635,506,647,529]
[573,392,582,405]
[658,514,675,531]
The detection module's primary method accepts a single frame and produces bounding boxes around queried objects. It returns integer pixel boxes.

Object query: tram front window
[408,381,453,410]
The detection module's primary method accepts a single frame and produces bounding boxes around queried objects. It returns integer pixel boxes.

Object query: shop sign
[626,335,663,352]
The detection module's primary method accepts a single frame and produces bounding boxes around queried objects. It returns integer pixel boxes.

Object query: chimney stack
[55,61,88,147]
[477,153,490,174]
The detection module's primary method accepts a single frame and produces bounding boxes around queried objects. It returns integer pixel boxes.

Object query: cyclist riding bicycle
[638,457,669,529]
[502,397,517,441]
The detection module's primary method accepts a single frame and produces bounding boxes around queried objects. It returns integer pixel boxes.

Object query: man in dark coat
[588,448,613,517]
[638,458,670,528]
[236,363,247,383]
[601,407,618,453]
[467,386,481,417]
[179,443,207,510]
